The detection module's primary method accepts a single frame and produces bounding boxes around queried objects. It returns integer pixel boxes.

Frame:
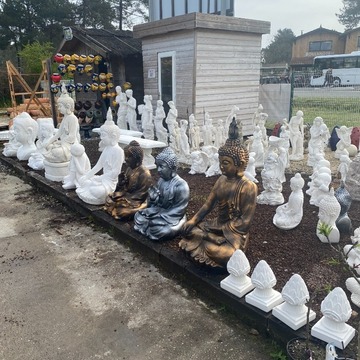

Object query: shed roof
[58,27,142,58]
[295,27,342,40]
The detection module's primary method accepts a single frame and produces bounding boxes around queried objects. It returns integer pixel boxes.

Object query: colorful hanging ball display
[51,73,62,84]
[57,63,67,75]
[75,83,83,92]
[101,92,108,99]
[87,54,95,63]
[54,53,64,63]
[107,82,114,91]
[67,64,76,77]
[112,100,118,107]
[50,83,60,94]
[91,82,99,91]
[76,64,85,74]
[66,83,76,93]
[79,54,88,64]
[83,100,92,110]
[83,83,91,92]
[106,73,113,82]
[91,73,99,82]
[99,73,107,82]
[71,53,79,64]
[63,54,71,65]
[98,82,107,92]
[94,55,103,65]
[122,82,132,90]
[84,64,93,75]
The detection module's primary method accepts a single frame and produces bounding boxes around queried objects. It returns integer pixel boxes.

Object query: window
[344,57,358,68]
[309,41,333,52]
[357,36,360,49]
[158,51,176,112]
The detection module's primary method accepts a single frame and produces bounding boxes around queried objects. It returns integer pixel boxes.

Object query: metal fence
[259,71,360,131]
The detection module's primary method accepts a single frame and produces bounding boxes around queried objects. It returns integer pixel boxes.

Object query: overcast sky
[236,0,345,47]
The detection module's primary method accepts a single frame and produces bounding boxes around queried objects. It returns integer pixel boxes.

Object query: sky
[235,0,346,47]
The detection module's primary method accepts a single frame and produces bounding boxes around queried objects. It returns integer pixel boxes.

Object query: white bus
[310,51,360,87]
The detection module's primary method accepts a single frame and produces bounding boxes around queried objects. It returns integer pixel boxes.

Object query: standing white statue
[165,101,178,138]
[279,120,291,168]
[116,86,128,130]
[335,125,358,158]
[258,112,268,149]
[205,152,221,177]
[288,110,304,161]
[28,118,55,170]
[178,119,190,163]
[214,119,225,148]
[307,116,330,167]
[273,173,305,230]
[249,125,264,168]
[76,108,124,205]
[244,152,258,183]
[338,153,352,182]
[154,100,167,143]
[125,89,137,131]
[202,112,215,147]
[189,117,201,151]
[139,94,154,140]
[62,143,91,190]
[252,104,264,126]
[12,112,38,161]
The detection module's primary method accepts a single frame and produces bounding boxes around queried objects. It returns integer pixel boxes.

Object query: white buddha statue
[154,100,167,143]
[76,108,124,205]
[273,173,305,230]
[12,112,38,161]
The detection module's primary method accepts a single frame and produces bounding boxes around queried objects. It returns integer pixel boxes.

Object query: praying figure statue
[307,116,330,167]
[43,84,80,164]
[12,112,38,161]
[165,101,178,139]
[116,86,128,130]
[288,110,304,161]
[125,89,138,131]
[179,119,258,268]
[76,108,124,205]
[273,173,305,230]
[139,94,154,140]
[154,100,167,143]
[62,143,91,190]
[134,147,190,241]
[104,140,152,219]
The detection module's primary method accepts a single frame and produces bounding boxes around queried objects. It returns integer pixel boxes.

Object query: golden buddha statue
[179,119,258,268]
[104,140,152,219]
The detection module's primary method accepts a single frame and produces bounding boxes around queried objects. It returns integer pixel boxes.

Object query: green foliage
[263,28,296,65]
[317,222,333,238]
[18,41,54,73]
[269,348,287,360]
[337,0,360,30]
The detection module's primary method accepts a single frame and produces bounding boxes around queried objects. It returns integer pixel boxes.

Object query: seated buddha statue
[133,147,190,241]
[104,140,152,219]
[179,119,258,268]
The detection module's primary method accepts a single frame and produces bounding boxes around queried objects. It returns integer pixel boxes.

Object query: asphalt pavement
[0,164,274,360]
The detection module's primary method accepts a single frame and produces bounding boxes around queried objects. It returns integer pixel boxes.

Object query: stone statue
[154,100,167,143]
[178,119,191,163]
[257,136,287,205]
[28,118,56,170]
[62,143,91,190]
[345,152,360,201]
[205,152,221,177]
[309,169,332,207]
[179,119,258,268]
[335,125,358,158]
[306,158,330,196]
[139,94,154,140]
[334,182,353,235]
[203,112,215,147]
[125,89,138,131]
[76,108,124,205]
[316,188,341,243]
[338,153,352,182]
[165,101,178,138]
[252,104,263,127]
[2,126,21,157]
[244,152,258,183]
[288,110,304,161]
[273,173,305,230]
[279,120,290,168]
[134,147,190,240]
[104,140,152,219]
[258,112,268,149]
[12,112,38,161]
[188,151,209,175]
[307,117,330,167]
[116,87,128,130]
[189,118,201,151]
[249,125,264,168]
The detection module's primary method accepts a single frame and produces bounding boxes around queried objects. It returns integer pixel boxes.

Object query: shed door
[158,51,176,113]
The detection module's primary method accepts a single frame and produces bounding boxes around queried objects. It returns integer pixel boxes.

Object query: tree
[337,0,360,29]
[111,0,149,30]
[262,28,296,65]
[18,41,54,73]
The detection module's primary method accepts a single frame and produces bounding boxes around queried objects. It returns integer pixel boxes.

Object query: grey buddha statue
[133,147,190,241]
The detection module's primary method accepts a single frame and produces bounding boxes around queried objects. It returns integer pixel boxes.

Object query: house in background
[341,27,360,53]
[134,3,270,135]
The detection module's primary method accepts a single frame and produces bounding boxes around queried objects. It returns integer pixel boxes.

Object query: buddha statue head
[155,147,178,181]
[99,108,121,151]
[318,188,341,226]
[57,84,75,115]
[13,112,39,146]
[290,172,305,191]
[124,140,144,169]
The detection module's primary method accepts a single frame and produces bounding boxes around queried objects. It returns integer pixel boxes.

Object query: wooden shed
[133,12,270,135]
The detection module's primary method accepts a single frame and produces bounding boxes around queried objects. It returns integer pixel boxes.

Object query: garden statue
[316,187,341,243]
[76,108,124,205]
[2,126,21,157]
[188,150,209,175]
[125,89,137,131]
[344,227,360,275]
[334,182,353,235]
[133,147,190,241]
[273,173,305,230]
[288,110,304,161]
[257,136,287,205]
[179,119,258,268]
[249,125,264,168]
[279,120,290,168]
[178,119,191,163]
[189,118,201,151]
[139,94,154,140]
[169,121,181,154]
[205,152,221,177]
[154,100,167,143]
[244,152,258,183]
[309,169,332,207]
[28,118,56,170]
[104,140,152,219]
[12,112,38,161]
[258,112,268,149]
[307,116,330,167]
[252,104,263,126]
[203,112,215,147]
[116,86,128,130]
[345,152,360,201]
[306,158,330,195]
[337,153,352,182]
[165,101,178,138]
[214,119,226,148]
[335,125,358,158]
[62,143,91,190]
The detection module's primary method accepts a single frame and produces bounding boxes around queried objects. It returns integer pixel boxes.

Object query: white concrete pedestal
[272,303,316,330]
[44,160,69,182]
[245,288,283,313]
[220,274,254,298]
